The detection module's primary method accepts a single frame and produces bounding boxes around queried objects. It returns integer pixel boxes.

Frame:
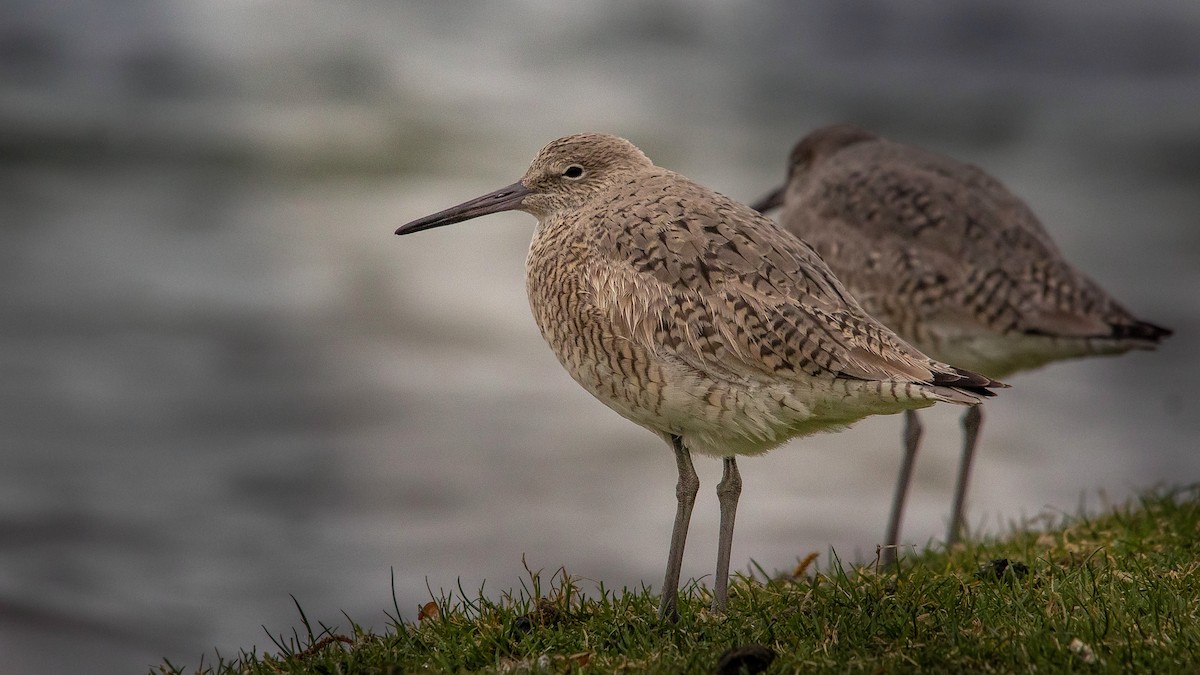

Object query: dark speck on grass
[512,597,563,634]
[976,558,1030,581]
[715,644,776,675]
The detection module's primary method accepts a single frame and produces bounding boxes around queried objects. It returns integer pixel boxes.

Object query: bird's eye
[562,164,585,179]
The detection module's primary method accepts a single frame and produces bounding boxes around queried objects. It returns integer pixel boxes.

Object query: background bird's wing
[797,141,1145,340]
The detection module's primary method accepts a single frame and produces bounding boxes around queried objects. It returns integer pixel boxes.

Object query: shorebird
[752,124,1172,563]
[395,133,1002,620]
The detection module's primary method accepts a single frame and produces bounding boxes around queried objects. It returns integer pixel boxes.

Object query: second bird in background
[753,124,1172,564]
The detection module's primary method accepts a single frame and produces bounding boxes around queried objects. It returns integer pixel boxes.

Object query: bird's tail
[928,367,1007,405]
[1108,319,1172,346]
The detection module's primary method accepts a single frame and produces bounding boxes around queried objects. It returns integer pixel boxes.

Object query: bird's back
[777,127,1171,377]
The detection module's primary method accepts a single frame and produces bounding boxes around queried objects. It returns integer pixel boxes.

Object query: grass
[159,485,1200,674]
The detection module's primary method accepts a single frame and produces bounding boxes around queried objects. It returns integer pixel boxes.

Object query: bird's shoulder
[585,170,849,311]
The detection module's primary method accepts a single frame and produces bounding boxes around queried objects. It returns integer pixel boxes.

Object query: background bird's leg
[947,405,983,546]
[713,456,742,612]
[883,409,922,566]
[658,435,698,622]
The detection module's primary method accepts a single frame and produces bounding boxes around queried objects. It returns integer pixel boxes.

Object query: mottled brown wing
[798,140,1143,339]
[585,170,946,386]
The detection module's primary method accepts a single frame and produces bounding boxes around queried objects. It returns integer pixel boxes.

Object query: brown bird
[753,124,1171,564]
[396,133,1002,619]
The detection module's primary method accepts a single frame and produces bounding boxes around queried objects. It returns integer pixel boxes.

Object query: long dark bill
[395,182,532,235]
[748,185,785,214]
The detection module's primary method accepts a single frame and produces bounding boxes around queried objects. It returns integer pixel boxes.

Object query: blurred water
[2,1,1199,673]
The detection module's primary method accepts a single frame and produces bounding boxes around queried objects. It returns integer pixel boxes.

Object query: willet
[753,124,1172,563]
[396,133,1003,620]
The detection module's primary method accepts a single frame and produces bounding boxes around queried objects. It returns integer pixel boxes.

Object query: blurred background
[2,1,1197,672]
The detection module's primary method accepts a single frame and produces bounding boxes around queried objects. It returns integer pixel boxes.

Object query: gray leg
[712,456,742,613]
[883,409,922,566]
[658,435,699,622]
[947,405,983,546]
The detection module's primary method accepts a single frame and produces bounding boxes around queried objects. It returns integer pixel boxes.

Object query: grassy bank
[161,486,1200,674]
